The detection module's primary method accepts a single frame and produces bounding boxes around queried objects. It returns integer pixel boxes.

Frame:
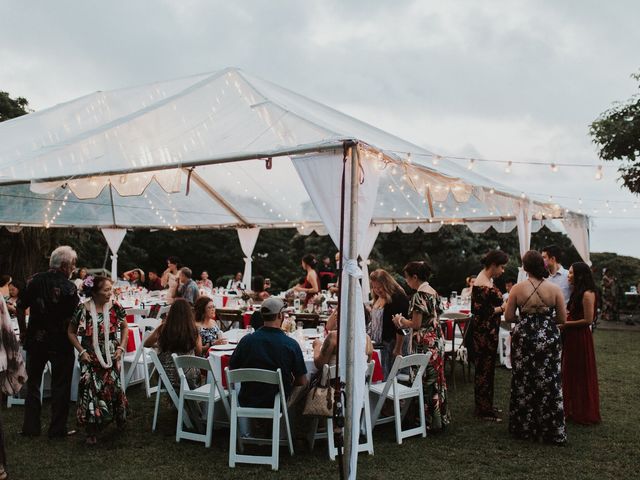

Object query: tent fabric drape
[562,214,591,265]
[293,146,380,479]
[237,228,261,289]
[516,200,532,259]
[101,228,127,281]
[360,225,381,301]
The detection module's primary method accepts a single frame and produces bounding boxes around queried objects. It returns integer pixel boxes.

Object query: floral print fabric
[471,285,503,416]
[409,290,450,430]
[509,309,567,444]
[71,302,129,429]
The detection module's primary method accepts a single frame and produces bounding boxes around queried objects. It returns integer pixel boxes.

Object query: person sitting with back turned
[229,297,308,408]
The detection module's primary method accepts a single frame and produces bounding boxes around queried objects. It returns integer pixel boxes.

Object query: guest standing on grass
[293,254,320,304]
[505,250,567,444]
[393,261,450,431]
[367,269,409,379]
[561,262,601,425]
[470,250,508,422]
[68,276,129,445]
[0,295,27,479]
[17,246,80,438]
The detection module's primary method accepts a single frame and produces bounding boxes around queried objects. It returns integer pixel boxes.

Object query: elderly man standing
[175,267,199,305]
[229,297,307,408]
[17,246,80,438]
[541,245,571,304]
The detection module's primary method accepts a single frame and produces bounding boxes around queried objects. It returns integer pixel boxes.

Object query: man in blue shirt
[229,297,307,408]
[175,267,199,305]
[542,245,571,304]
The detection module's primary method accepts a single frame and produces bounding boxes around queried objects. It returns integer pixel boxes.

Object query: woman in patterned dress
[505,250,567,444]
[193,296,227,353]
[67,275,129,445]
[471,250,508,421]
[393,261,450,431]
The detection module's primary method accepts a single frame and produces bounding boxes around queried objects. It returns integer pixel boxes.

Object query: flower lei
[88,299,113,369]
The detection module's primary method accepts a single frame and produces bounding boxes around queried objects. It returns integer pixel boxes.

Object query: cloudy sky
[1,0,639,257]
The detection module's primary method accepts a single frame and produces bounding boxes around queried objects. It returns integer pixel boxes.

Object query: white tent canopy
[0,68,591,478]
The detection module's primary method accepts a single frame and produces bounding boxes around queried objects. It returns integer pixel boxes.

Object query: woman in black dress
[471,250,508,421]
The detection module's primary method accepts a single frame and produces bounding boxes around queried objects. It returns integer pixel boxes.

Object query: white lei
[88,299,113,369]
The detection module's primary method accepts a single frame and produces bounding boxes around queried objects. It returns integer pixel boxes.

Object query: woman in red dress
[561,262,601,424]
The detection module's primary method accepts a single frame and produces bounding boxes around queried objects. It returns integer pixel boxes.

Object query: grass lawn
[3,329,638,480]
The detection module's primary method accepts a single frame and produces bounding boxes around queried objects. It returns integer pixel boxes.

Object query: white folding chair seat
[148,350,194,432]
[309,362,374,459]
[173,353,230,448]
[225,367,294,471]
[369,353,432,444]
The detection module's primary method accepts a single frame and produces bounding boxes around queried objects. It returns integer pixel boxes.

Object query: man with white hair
[17,245,80,438]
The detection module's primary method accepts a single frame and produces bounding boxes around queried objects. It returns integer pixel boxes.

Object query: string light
[505,161,512,174]
[550,163,559,173]
[432,156,440,166]
[467,159,475,170]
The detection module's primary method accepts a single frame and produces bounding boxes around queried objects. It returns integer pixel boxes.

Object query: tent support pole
[342,144,360,478]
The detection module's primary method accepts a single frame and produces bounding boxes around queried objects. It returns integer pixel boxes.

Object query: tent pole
[342,144,360,478]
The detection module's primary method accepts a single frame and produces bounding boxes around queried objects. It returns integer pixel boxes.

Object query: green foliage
[0,91,30,121]
[590,71,640,194]
[591,252,640,297]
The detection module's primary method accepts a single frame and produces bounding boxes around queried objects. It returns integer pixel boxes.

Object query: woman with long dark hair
[471,250,508,421]
[144,299,202,389]
[562,262,601,424]
[293,254,320,304]
[393,261,450,431]
[368,269,409,379]
[194,296,226,352]
[505,250,567,444]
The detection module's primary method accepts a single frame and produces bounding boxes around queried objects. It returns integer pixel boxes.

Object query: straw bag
[303,365,334,417]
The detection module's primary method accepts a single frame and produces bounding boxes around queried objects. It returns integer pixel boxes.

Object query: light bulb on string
[432,155,440,166]
[467,158,475,170]
[505,161,512,173]
[406,152,412,164]
[595,165,603,180]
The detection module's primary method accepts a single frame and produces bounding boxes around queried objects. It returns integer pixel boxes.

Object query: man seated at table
[174,267,199,305]
[226,272,245,291]
[145,270,163,291]
[229,297,308,408]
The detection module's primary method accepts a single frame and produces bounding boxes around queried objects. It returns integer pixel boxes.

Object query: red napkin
[126,328,140,353]
[126,314,135,324]
[220,354,232,388]
[222,296,229,307]
[243,312,252,328]
[371,351,384,383]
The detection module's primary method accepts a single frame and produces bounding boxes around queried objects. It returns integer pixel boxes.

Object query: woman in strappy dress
[505,250,567,444]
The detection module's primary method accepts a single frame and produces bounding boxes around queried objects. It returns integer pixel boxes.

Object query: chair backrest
[136,317,162,333]
[148,350,180,407]
[226,367,282,386]
[127,308,151,317]
[388,353,432,391]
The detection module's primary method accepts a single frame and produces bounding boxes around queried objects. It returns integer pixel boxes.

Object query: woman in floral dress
[471,250,508,421]
[393,261,450,431]
[505,250,567,444]
[67,276,129,445]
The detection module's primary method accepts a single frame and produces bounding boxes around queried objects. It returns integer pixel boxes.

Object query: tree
[590,72,640,194]
[0,91,30,121]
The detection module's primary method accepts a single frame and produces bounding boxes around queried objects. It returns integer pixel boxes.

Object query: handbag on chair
[303,366,334,417]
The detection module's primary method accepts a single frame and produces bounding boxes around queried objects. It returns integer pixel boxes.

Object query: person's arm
[67,310,91,364]
[313,331,337,369]
[555,290,567,325]
[194,335,203,356]
[293,372,308,387]
[504,285,518,323]
[143,325,162,348]
[564,292,594,327]
[393,310,422,330]
[123,269,135,281]
[392,331,405,357]
[115,318,128,363]
[325,309,337,331]
[161,268,171,288]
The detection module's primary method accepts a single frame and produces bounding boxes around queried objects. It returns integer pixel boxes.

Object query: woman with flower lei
[67,275,129,445]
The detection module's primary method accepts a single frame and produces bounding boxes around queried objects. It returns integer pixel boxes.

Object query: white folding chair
[172,353,230,447]
[148,350,193,431]
[440,313,472,386]
[369,353,431,444]
[309,362,374,459]
[225,367,294,471]
[123,318,161,397]
[125,307,151,318]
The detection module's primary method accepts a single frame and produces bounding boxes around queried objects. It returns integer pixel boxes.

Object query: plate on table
[210,344,236,351]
